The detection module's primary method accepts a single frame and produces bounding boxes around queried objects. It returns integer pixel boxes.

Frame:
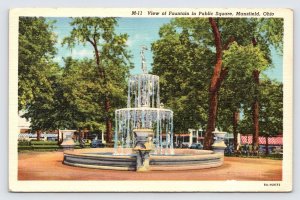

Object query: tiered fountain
[63,46,224,171]
[114,46,174,157]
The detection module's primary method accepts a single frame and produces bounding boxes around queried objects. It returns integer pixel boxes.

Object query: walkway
[18,151,282,181]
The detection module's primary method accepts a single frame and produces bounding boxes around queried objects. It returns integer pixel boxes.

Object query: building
[18,112,31,134]
[240,134,283,146]
[174,129,236,148]
[174,129,205,147]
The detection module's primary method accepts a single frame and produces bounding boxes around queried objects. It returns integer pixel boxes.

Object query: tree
[249,18,283,150]
[259,79,283,154]
[21,61,62,140]
[18,17,57,110]
[153,18,259,149]
[62,17,132,143]
[220,42,269,150]
[19,17,59,140]
[52,57,107,141]
[152,22,214,133]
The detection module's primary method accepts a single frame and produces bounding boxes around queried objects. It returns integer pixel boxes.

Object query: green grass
[225,154,283,160]
[18,142,91,152]
[30,141,58,145]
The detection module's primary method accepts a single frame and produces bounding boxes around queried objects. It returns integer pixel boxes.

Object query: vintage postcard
[9,8,293,192]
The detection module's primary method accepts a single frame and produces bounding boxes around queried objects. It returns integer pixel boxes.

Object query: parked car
[46,137,57,142]
[259,145,276,154]
[190,143,203,149]
[181,142,190,148]
[91,139,104,148]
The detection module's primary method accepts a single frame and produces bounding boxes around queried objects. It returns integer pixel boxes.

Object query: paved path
[18,151,282,181]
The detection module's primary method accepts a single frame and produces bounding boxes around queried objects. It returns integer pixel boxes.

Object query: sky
[49,17,283,82]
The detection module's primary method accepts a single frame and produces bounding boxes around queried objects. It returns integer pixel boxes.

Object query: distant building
[240,134,283,146]
[18,112,31,134]
[174,129,205,147]
[174,129,238,148]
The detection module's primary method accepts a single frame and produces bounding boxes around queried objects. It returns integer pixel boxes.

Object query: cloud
[71,49,94,59]
[126,33,152,47]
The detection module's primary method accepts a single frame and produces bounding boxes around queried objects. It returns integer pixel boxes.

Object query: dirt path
[18,151,282,181]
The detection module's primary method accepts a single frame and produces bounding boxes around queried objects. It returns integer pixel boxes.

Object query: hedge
[31,145,60,150]
[30,141,58,145]
[18,146,33,151]
[18,141,31,146]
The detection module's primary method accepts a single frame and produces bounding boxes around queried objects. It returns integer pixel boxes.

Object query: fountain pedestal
[212,129,227,155]
[133,148,151,172]
[60,130,76,150]
[133,129,153,172]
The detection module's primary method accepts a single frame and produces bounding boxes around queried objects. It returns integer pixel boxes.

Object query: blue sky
[49,17,283,82]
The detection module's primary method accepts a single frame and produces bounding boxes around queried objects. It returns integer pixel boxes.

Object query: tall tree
[19,17,59,140]
[18,17,57,110]
[153,18,258,149]
[62,17,132,143]
[220,42,269,150]
[22,62,62,137]
[259,79,283,154]
[55,57,106,139]
[249,18,283,150]
[152,22,214,133]
[152,18,283,149]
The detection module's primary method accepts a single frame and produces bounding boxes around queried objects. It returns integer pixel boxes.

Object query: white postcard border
[9,8,293,192]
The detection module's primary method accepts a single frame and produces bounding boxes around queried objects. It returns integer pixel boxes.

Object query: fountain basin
[63,148,223,171]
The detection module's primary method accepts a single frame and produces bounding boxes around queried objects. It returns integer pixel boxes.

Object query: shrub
[32,145,60,150]
[18,146,33,151]
[30,141,58,145]
[18,140,31,146]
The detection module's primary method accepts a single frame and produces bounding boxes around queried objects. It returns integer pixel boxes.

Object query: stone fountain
[212,128,227,154]
[63,46,224,171]
[114,46,174,156]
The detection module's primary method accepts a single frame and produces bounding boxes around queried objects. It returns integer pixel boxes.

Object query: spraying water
[114,46,174,155]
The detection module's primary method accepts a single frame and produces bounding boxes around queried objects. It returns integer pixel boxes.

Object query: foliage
[19,17,132,134]
[58,58,106,130]
[18,140,31,146]
[257,18,284,53]
[152,17,284,137]
[223,42,269,74]
[21,62,62,131]
[62,17,133,140]
[217,42,269,132]
[259,79,283,135]
[239,79,283,136]
[62,17,133,93]
[18,17,57,110]
[18,146,33,151]
[30,140,58,145]
[152,19,215,132]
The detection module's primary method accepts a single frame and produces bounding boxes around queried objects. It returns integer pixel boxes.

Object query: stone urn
[212,128,227,154]
[60,130,76,150]
[132,128,154,172]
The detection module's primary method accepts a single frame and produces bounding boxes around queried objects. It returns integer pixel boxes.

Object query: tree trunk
[203,18,224,150]
[37,130,41,141]
[88,38,113,143]
[233,111,239,151]
[252,70,260,151]
[251,38,260,152]
[265,134,269,155]
[204,92,218,149]
[105,96,112,143]
[78,128,82,143]
[57,129,60,145]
